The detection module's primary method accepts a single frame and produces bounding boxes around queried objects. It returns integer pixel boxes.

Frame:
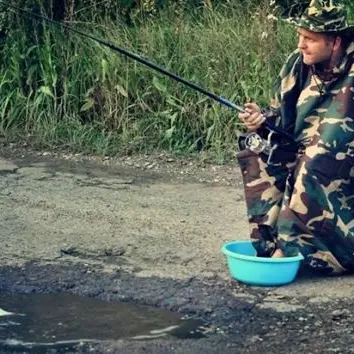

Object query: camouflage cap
[270,0,354,34]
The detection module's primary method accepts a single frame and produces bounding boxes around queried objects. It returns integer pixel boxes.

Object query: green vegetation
[0,0,341,160]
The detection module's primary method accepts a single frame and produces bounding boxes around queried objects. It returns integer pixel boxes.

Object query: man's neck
[316,46,345,73]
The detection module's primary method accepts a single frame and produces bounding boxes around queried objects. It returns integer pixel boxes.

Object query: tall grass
[0,1,296,160]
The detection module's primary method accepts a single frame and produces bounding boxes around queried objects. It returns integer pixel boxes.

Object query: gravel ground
[1,145,354,354]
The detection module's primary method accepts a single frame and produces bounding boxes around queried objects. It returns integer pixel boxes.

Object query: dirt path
[0,147,245,278]
[1,146,354,353]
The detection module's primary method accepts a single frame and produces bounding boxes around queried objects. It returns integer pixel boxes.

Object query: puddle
[0,292,205,352]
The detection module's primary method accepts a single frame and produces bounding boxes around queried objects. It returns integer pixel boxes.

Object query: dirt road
[1,146,354,353]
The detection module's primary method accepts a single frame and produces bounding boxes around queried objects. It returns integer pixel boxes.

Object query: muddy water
[0,293,204,351]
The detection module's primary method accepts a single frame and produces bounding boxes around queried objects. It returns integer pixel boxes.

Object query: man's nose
[297,37,306,50]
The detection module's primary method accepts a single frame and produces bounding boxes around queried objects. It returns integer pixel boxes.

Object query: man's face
[297,28,336,66]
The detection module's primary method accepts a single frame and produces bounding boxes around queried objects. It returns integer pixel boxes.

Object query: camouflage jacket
[269,42,354,146]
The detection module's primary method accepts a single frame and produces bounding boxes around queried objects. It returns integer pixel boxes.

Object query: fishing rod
[1,0,294,144]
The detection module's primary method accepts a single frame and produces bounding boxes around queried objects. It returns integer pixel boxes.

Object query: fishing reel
[243,131,275,155]
[238,126,299,165]
[237,109,287,158]
[239,129,278,154]
[238,129,282,165]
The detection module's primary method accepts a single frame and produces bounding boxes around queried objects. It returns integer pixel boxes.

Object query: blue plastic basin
[221,241,304,286]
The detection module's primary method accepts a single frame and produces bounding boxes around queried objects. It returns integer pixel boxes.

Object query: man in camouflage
[238,0,354,274]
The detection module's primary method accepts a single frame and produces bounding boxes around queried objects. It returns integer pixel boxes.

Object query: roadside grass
[0,1,297,161]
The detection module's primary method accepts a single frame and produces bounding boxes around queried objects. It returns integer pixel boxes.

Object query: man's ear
[333,36,342,52]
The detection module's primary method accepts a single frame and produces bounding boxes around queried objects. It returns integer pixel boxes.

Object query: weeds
[0,1,299,160]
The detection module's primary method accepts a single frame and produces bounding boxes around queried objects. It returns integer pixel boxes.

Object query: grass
[0,1,298,161]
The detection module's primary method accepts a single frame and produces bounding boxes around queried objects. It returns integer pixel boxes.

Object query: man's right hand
[238,103,266,131]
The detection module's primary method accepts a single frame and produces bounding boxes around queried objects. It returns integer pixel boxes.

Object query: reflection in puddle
[0,308,19,317]
[0,293,205,351]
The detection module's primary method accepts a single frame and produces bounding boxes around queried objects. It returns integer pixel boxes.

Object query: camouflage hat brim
[291,16,354,35]
[272,0,354,36]
[291,8,354,34]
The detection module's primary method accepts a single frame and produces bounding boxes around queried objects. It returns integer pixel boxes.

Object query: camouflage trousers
[237,141,354,275]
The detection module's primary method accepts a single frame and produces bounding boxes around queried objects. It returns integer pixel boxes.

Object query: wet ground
[0,292,205,351]
[1,146,354,353]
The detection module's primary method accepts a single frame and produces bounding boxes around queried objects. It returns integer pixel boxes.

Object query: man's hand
[238,103,266,131]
